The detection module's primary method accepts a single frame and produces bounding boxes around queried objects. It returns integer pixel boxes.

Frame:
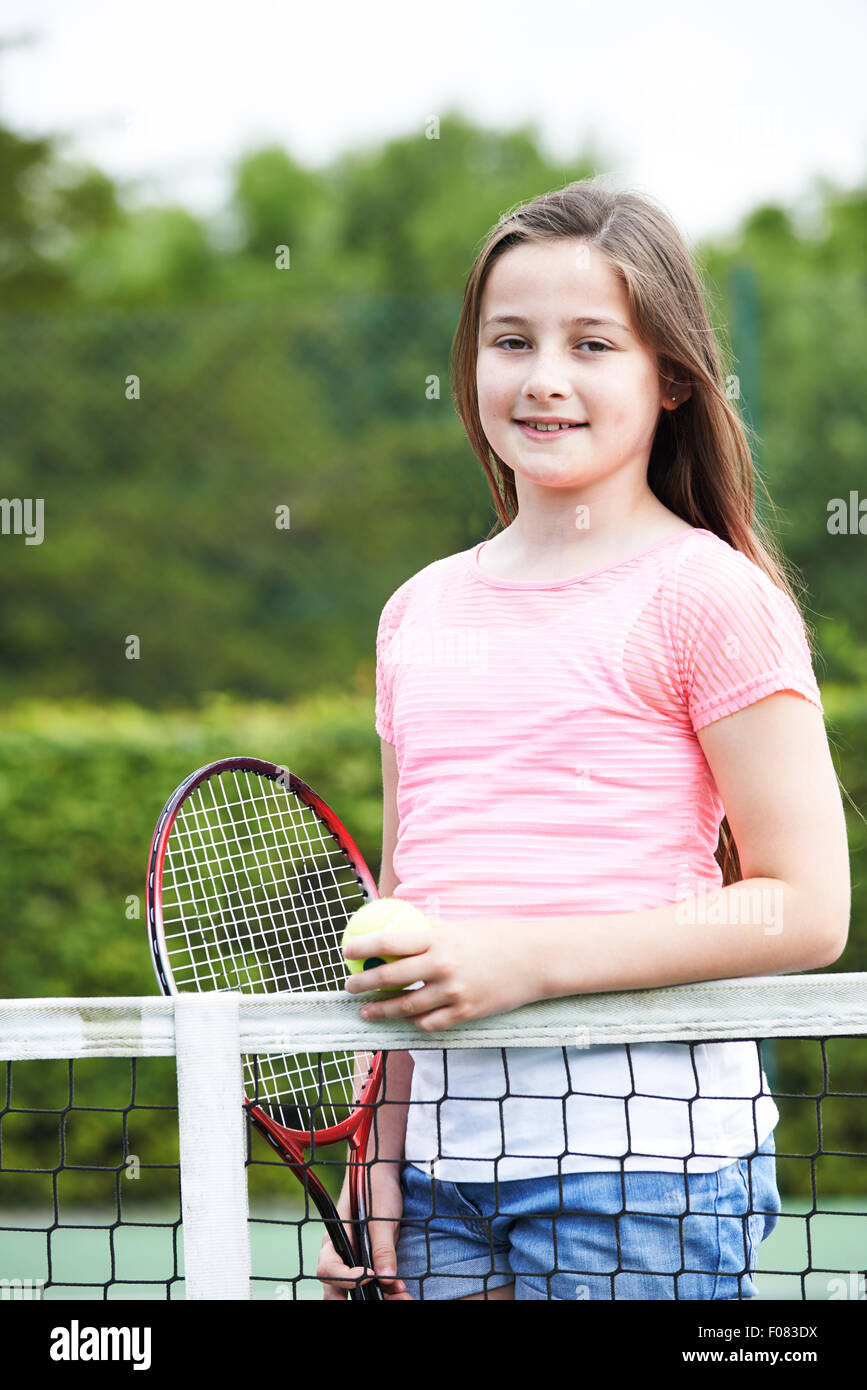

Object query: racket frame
[147,755,386,1301]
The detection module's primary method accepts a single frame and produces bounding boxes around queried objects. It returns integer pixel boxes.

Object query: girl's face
[476,239,670,494]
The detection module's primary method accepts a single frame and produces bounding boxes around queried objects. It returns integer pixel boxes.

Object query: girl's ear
[659,368,692,411]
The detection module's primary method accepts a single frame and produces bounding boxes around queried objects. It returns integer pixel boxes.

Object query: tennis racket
[146,755,385,1301]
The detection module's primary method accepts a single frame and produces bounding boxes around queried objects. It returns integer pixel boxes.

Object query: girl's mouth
[514,420,588,440]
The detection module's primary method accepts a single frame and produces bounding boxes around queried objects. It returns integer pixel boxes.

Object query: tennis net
[1,974,866,1302]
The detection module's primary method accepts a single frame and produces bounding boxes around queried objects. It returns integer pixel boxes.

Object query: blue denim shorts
[395,1132,780,1300]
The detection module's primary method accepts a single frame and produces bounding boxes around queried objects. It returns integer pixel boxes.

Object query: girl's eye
[495,338,611,353]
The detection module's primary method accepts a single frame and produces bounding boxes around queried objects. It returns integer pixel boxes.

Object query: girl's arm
[538,690,850,997]
[321,1050,413,1295]
[347,693,851,1030]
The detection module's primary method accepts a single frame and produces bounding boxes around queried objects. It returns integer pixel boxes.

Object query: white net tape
[2,973,867,1060]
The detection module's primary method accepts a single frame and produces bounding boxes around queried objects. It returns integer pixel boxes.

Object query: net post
[174,992,252,1299]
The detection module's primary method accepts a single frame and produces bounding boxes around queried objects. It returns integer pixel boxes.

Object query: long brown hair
[450,176,821,888]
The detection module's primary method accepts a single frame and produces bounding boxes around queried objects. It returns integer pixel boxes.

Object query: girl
[319,177,850,1300]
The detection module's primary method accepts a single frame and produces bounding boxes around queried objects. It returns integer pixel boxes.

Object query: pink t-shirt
[375,527,824,1180]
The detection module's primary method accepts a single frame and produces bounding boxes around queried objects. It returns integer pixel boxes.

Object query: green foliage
[0,692,383,1204]
[822,683,867,974]
[0,686,861,995]
[0,117,865,703]
[0,292,493,705]
[764,1037,867,1200]
[700,181,867,653]
[0,693,383,999]
[0,1054,315,1207]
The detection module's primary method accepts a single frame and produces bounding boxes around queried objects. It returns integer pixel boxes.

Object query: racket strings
[159,767,372,1128]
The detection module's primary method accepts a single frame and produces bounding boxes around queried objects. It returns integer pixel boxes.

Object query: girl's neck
[481,504,693,583]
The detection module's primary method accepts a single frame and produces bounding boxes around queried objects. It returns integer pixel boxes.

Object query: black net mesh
[3,1035,863,1301]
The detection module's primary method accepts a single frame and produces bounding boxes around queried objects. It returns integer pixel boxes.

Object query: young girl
[319,177,850,1301]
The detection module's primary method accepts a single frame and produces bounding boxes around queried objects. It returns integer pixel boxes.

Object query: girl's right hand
[317,1194,414,1301]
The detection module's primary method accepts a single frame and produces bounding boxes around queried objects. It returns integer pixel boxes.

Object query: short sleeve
[669,543,824,732]
[374,584,410,744]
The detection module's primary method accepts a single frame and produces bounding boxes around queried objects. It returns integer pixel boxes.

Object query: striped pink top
[374,527,824,1180]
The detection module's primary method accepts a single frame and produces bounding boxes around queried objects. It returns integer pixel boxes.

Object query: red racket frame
[147,756,386,1301]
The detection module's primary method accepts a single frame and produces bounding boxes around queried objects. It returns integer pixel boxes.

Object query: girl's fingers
[413,1006,459,1032]
[359,983,450,1019]
[343,927,431,966]
[317,1239,373,1286]
[319,1263,369,1282]
[319,1214,409,1297]
[344,956,432,994]
[319,1264,382,1292]
[319,1267,410,1299]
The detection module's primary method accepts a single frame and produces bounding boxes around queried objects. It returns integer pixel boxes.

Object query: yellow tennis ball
[342,898,430,987]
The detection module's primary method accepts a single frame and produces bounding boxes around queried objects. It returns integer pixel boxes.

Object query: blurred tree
[0,125,76,307]
[67,205,219,304]
[229,145,334,262]
[0,111,865,700]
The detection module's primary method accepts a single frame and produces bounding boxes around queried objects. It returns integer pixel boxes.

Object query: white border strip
[1,973,867,1059]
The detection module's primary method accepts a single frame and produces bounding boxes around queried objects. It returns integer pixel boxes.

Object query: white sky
[1,0,865,244]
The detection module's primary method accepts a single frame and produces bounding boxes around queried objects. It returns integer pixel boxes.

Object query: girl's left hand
[343,918,542,1031]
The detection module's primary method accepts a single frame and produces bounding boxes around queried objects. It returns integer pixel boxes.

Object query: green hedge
[0,691,384,1000]
[0,692,381,1203]
[0,690,864,1199]
[1,685,863,998]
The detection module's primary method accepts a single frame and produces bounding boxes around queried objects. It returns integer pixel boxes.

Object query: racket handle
[323,1210,384,1301]
[248,1109,383,1299]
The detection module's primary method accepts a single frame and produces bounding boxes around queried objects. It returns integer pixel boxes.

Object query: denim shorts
[395,1132,780,1300]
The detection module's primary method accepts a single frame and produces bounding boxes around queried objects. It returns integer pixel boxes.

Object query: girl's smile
[514,419,589,440]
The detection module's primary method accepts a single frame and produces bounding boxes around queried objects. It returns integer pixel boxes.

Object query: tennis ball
[342,898,430,987]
